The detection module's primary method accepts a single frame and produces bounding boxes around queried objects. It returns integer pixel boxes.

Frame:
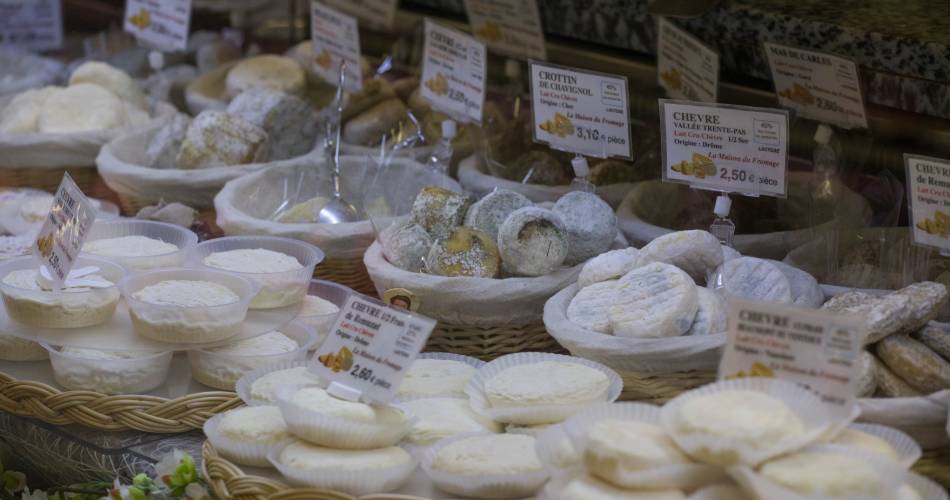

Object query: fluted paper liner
[267,440,418,495]
[728,444,906,500]
[393,352,487,400]
[660,378,848,467]
[275,385,413,449]
[688,483,753,500]
[235,360,319,406]
[560,401,725,490]
[534,423,581,473]
[203,411,287,468]
[830,422,922,469]
[465,352,623,426]
[422,432,549,499]
[903,472,948,500]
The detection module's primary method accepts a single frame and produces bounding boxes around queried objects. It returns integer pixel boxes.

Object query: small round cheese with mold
[553,191,617,265]
[426,227,500,278]
[497,206,569,277]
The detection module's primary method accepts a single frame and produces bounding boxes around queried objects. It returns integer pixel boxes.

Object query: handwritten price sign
[123,0,191,52]
[420,19,487,124]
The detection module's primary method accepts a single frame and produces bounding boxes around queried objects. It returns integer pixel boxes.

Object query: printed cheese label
[421,19,487,124]
[530,61,632,159]
[905,154,950,253]
[656,17,718,103]
[0,0,62,51]
[321,0,397,31]
[311,1,363,92]
[660,99,788,197]
[764,42,868,130]
[720,299,863,417]
[123,0,191,52]
[311,293,437,404]
[31,173,97,288]
[463,0,546,60]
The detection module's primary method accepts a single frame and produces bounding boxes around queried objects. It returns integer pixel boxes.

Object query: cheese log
[0,86,60,133]
[426,227,500,278]
[227,88,318,160]
[380,222,432,273]
[175,110,269,168]
[342,98,409,147]
[577,248,641,289]
[408,186,470,240]
[69,61,147,109]
[769,259,824,308]
[145,112,191,168]
[225,55,305,98]
[497,206,569,277]
[464,189,532,241]
[567,280,623,333]
[553,191,618,265]
[609,262,699,339]
[686,287,726,336]
[876,334,950,394]
[857,350,877,397]
[914,322,950,360]
[890,282,949,332]
[710,257,792,304]
[638,230,723,284]
[37,84,126,133]
[872,353,922,397]
[822,291,912,345]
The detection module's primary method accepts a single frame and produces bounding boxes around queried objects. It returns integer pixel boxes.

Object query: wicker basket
[913,446,950,488]
[0,371,242,433]
[314,255,377,297]
[0,166,100,194]
[201,441,429,500]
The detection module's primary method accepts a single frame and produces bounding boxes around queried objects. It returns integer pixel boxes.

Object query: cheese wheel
[638,230,723,284]
[37,84,126,133]
[69,61,146,109]
[464,189,532,241]
[225,55,306,98]
[0,86,60,133]
[609,262,698,339]
[577,248,640,289]
[497,206,569,277]
[553,191,618,265]
[876,334,950,393]
[710,257,792,305]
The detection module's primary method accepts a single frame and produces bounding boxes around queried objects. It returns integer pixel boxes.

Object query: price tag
[463,0,545,60]
[529,61,632,159]
[660,99,788,197]
[123,0,192,52]
[31,173,97,288]
[311,1,363,92]
[656,17,718,103]
[905,154,950,254]
[764,42,868,130]
[0,0,62,52]
[719,299,863,418]
[321,0,397,31]
[311,293,437,404]
[420,19,487,124]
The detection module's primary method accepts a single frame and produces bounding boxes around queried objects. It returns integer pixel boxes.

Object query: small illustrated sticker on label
[720,299,863,417]
[530,61,632,159]
[31,173,98,288]
[0,0,63,52]
[311,1,363,92]
[421,19,487,124]
[321,0,397,31]
[123,0,191,52]
[660,99,789,197]
[311,293,437,404]
[905,154,950,254]
[463,0,546,60]
[764,42,868,130]
[656,17,718,103]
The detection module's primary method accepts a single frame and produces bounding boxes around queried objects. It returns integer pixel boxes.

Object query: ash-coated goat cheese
[609,262,699,339]
[553,191,618,265]
[709,257,792,305]
[577,247,640,289]
[637,230,723,284]
[497,206,569,277]
[685,287,726,336]
[145,112,191,168]
[464,189,532,241]
[408,186,470,241]
[175,111,269,168]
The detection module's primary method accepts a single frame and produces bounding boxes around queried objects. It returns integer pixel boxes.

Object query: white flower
[184,483,209,500]
[107,479,131,500]
[153,449,187,487]
[20,487,48,500]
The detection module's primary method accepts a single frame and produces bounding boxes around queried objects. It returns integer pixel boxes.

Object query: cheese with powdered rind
[145,112,191,168]
[567,280,623,334]
[876,334,950,394]
[709,257,792,305]
[638,230,723,284]
[769,259,824,308]
[890,282,949,333]
[379,221,432,273]
[553,191,618,265]
[409,186,470,241]
[175,110,269,168]
[685,287,726,336]
[497,206,569,277]
[822,291,912,345]
[609,262,698,339]
[227,88,317,161]
[872,353,922,397]
[577,247,640,289]
[464,189,532,241]
[426,227,500,278]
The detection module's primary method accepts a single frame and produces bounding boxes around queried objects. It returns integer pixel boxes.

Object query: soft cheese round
[769,259,824,307]
[400,397,502,445]
[710,257,793,305]
[0,86,60,133]
[759,450,882,497]
[497,206,569,277]
[37,83,126,133]
[398,359,477,397]
[3,269,113,293]
[577,248,640,289]
[290,386,406,425]
[485,361,610,408]
[280,440,410,471]
[831,429,899,462]
[208,331,298,356]
[685,287,726,336]
[69,61,146,109]
[637,230,723,284]
[586,419,691,479]
[379,221,432,273]
[673,390,804,449]
[132,280,239,307]
[431,434,542,475]
[249,366,320,403]
[83,236,178,257]
[203,248,302,274]
[465,189,532,241]
[408,186,470,240]
[217,405,289,443]
[298,295,340,317]
[567,280,623,333]
[609,262,699,339]
[560,475,686,500]
[553,191,618,265]
[0,335,48,361]
[226,88,317,161]
[18,194,55,222]
[225,55,306,98]
[59,347,157,360]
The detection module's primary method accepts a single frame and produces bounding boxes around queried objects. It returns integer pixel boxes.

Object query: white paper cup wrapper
[275,385,414,449]
[203,412,285,468]
[394,352,487,400]
[235,360,319,406]
[830,422,923,469]
[728,445,907,500]
[660,378,846,466]
[534,423,582,473]
[267,440,418,495]
[561,401,725,490]
[465,352,623,426]
[903,472,949,500]
[688,483,752,500]
[422,432,550,499]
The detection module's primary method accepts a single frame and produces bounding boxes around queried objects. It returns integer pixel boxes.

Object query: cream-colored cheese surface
[132,280,239,307]
[84,236,178,257]
[280,440,410,471]
[398,359,477,397]
[249,366,320,403]
[401,398,501,445]
[431,434,542,475]
[217,406,289,444]
[290,386,405,425]
[485,361,609,408]
[673,390,804,448]
[759,451,882,496]
[203,248,302,274]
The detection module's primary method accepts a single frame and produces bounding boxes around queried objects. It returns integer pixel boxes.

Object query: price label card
[0,0,63,52]
[530,61,632,159]
[321,0,396,31]
[123,0,192,52]
[463,0,545,60]
[656,17,718,103]
[720,299,863,418]
[31,174,97,288]
[660,99,789,197]
[764,42,868,130]
[311,293,437,404]
[905,154,950,253]
[311,1,363,92]
[421,19,487,124]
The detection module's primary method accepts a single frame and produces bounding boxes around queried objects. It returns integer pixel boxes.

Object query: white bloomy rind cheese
[758,450,882,497]
[279,441,411,471]
[54,347,165,394]
[586,419,691,480]
[249,366,320,403]
[203,248,305,308]
[401,397,502,445]
[672,390,804,453]
[637,230,723,284]
[709,257,792,304]
[192,331,299,390]
[217,405,290,444]
[609,262,699,339]
[560,475,687,500]
[577,247,640,289]
[1,269,119,328]
[431,434,542,475]
[130,279,241,343]
[291,386,406,425]
[485,361,610,408]
[398,359,477,397]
